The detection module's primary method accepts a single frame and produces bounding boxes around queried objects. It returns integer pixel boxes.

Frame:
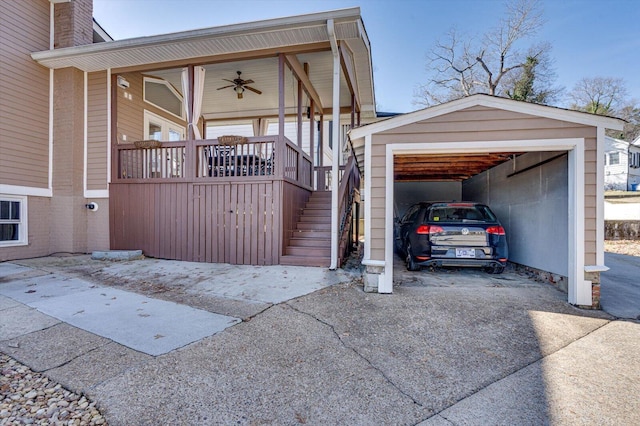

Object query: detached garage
[349,95,623,307]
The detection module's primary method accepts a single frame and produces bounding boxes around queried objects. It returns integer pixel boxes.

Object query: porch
[111,134,360,267]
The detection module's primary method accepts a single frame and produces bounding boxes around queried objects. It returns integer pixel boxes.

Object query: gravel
[604,239,640,257]
[0,354,107,425]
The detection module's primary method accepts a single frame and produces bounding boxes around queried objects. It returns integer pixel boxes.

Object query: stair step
[288,237,331,247]
[289,229,331,239]
[302,208,331,216]
[305,202,331,209]
[285,246,331,257]
[299,215,330,224]
[280,255,330,267]
[297,222,331,231]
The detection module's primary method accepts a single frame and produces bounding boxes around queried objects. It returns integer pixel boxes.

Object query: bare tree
[568,77,629,115]
[414,0,556,107]
[569,77,640,141]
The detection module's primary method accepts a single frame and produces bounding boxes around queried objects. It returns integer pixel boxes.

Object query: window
[144,110,185,142]
[0,196,27,247]
[608,152,620,165]
[143,77,184,119]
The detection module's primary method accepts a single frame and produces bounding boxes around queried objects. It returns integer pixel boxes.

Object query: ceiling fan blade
[222,79,236,84]
[244,86,262,95]
[242,79,254,85]
[217,85,235,90]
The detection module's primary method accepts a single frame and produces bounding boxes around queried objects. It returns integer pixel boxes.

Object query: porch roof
[32,8,375,116]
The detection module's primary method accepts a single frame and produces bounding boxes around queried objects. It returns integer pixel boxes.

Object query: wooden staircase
[280,191,332,267]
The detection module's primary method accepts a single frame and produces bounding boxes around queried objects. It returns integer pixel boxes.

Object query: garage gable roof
[350,94,624,140]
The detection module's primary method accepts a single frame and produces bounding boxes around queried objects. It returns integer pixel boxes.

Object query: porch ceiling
[146,52,354,121]
[393,153,517,181]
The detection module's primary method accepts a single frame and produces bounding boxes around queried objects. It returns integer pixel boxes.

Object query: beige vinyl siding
[369,105,598,266]
[116,72,187,144]
[87,71,108,190]
[0,0,50,188]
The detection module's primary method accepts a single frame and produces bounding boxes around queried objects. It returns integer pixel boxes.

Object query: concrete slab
[0,323,110,371]
[89,303,429,425]
[28,286,241,356]
[0,267,241,356]
[288,282,610,414]
[424,320,640,425]
[0,262,32,277]
[46,342,152,392]
[0,273,96,304]
[99,259,354,304]
[601,252,640,319]
[0,305,60,340]
[0,294,20,310]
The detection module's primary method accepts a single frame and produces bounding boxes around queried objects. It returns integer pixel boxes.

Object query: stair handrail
[337,153,361,265]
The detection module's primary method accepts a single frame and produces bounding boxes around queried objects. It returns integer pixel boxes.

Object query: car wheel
[406,244,420,271]
[486,264,505,274]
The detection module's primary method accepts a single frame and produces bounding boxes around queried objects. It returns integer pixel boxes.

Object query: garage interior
[392,150,570,287]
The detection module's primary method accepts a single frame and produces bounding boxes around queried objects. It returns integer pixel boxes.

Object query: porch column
[328,19,340,270]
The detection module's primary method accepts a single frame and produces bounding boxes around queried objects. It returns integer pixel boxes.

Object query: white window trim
[143,110,185,141]
[143,76,185,121]
[0,194,28,247]
[381,138,589,306]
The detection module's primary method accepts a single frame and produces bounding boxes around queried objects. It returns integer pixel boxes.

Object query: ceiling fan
[217,71,262,99]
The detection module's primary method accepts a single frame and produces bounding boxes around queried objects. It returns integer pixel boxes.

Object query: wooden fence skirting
[110,179,311,265]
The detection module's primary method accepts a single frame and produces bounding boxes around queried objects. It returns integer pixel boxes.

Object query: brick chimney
[54,0,93,48]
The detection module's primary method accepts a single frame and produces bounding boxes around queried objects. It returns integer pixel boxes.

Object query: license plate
[455,248,475,258]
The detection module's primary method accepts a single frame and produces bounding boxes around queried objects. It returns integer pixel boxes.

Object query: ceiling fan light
[234,86,244,94]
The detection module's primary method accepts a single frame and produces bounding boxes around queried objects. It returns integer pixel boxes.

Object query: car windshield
[427,204,497,223]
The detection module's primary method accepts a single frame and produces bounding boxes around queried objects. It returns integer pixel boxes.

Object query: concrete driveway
[1,255,639,425]
[601,252,640,319]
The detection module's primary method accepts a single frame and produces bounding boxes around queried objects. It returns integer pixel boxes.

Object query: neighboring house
[604,135,640,191]
[0,0,626,309]
[1,0,374,269]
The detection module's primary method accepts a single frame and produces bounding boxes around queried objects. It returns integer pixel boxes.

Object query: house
[603,135,640,191]
[349,95,623,308]
[1,0,625,309]
[1,0,373,268]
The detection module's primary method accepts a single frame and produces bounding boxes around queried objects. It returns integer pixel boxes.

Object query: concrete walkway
[1,256,639,425]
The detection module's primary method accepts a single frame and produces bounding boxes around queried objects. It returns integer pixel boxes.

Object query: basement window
[0,195,27,247]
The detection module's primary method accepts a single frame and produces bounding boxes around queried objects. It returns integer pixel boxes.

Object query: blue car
[395,202,509,274]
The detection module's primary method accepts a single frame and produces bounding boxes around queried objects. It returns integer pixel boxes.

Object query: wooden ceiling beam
[284,54,324,113]
[113,42,331,74]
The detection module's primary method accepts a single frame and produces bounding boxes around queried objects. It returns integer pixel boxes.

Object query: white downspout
[328,19,340,270]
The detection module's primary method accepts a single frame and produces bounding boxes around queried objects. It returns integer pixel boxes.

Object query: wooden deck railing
[115,135,312,189]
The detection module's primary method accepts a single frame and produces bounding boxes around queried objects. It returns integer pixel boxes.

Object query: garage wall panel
[464,151,569,276]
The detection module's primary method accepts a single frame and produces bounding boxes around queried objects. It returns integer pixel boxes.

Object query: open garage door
[393,150,569,279]
[382,138,588,305]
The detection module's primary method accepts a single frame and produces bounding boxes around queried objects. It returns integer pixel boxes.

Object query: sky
[93,0,640,114]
